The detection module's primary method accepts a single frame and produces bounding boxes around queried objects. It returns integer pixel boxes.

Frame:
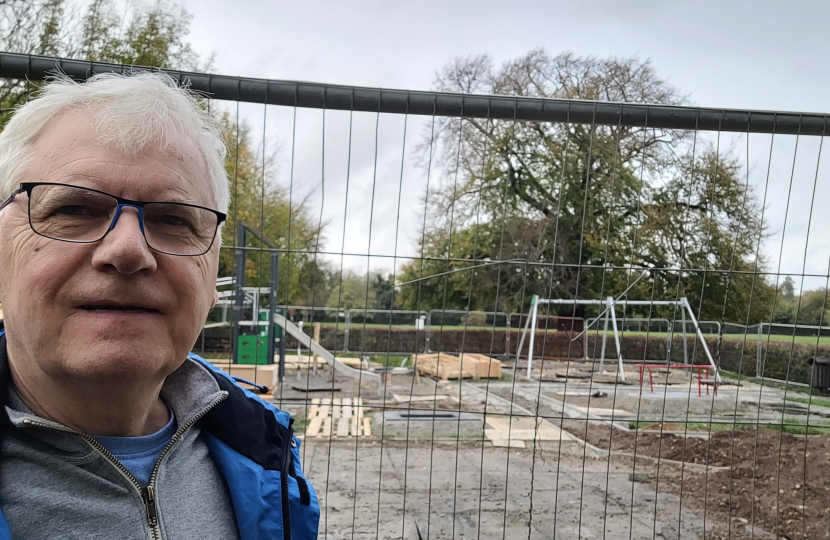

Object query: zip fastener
[22,390,228,540]
[146,391,228,489]
[22,418,159,538]
[144,485,159,535]
[281,423,294,540]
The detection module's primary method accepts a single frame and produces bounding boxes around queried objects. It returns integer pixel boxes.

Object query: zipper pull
[142,486,159,528]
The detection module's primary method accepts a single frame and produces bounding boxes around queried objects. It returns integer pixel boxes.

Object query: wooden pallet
[412,353,478,380]
[303,397,372,438]
[412,353,501,380]
[459,354,502,379]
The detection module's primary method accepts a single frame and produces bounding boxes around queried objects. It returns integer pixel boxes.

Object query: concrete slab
[378,411,484,439]
[571,406,632,417]
[484,416,575,442]
[301,439,726,539]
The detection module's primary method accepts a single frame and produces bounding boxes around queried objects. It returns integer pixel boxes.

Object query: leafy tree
[0,0,207,128]
[772,284,830,327]
[324,272,398,311]
[79,0,206,70]
[781,277,796,299]
[797,290,830,327]
[399,50,774,324]
[326,272,376,311]
[371,273,395,310]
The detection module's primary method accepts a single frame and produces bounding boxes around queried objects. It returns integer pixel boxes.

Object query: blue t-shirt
[95,410,177,487]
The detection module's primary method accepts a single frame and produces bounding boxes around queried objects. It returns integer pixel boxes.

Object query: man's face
[0,111,220,382]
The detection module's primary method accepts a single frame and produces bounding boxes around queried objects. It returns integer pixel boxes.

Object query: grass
[628,421,736,431]
[786,395,830,409]
[719,370,814,395]
[766,418,830,435]
[193,351,232,360]
[291,417,309,433]
[350,354,408,368]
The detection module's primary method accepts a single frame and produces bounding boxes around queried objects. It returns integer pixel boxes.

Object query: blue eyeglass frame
[0,182,227,256]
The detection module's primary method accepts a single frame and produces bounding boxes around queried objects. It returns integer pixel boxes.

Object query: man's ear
[211,290,219,309]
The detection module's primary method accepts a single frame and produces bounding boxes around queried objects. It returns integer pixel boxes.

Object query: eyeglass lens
[28,184,219,255]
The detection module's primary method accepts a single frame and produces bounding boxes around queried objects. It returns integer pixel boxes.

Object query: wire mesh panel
[345,309,428,355]
[7,53,830,540]
[282,306,348,353]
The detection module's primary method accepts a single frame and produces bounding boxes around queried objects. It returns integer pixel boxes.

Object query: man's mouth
[79,304,159,313]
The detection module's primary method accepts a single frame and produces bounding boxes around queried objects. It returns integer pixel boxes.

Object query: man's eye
[158,214,190,227]
[54,205,90,216]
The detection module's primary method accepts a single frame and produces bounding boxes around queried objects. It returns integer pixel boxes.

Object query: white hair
[0,71,229,213]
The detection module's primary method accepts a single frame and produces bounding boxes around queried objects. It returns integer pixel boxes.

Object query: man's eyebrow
[55,176,204,205]
[149,194,198,205]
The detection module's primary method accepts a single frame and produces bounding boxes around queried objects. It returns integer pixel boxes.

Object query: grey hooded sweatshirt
[0,358,243,540]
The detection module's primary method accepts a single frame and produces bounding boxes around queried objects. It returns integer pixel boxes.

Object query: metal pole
[231,222,246,364]
[424,311,431,353]
[665,316,672,365]
[755,323,764,379]
[599,307,609,372]
[2,52,828,136]
[546,299,680,306]
[515,307,534,364]
[505,312,511,359]
[682,297,721,382]
[278,309,286,383]
[681,304,688,365]
[268,252,278,367]
[344,310,351,353]
[526,295,539,380]
[608,296,625,382]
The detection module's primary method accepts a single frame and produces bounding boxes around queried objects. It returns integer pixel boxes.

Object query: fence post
[425,311,432,353]
[231,222,246,364]
[599,309,609,371]
[268,251,278,367]
[681,306,688,364]
[344,310,351,353]
[757,323,763,378]
[526,296,539,380]
[312,322,320,374]
[504,312,510,358]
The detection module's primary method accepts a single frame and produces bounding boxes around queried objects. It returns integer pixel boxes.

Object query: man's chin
[56,335,180,382]
[69,309,166,336]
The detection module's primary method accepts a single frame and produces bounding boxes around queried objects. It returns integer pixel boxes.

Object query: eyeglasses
[0,182,226,256]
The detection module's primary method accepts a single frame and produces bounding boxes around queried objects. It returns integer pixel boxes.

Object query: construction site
[209,295,830,539]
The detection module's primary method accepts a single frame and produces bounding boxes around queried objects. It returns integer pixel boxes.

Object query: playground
[204,268,830,539]
[230,352,829,540]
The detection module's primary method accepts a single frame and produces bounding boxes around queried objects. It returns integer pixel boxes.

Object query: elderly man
[0,72,318,539]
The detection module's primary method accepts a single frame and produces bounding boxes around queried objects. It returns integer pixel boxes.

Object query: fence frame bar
[2,51,829,135]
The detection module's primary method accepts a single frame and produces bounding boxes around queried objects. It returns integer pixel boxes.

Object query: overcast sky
[181,0,830,289]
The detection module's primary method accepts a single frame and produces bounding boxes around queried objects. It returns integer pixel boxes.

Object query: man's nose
[90,206,157,275]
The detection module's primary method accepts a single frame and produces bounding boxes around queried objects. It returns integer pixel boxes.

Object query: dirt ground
[564,423,830,539]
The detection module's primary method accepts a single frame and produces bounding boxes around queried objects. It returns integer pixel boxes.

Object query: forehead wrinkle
[28,117,216,208]
[33,161,210,207]
[47,108,208,182]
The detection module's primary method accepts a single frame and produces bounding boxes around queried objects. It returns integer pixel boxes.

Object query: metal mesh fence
[6,52,830,540]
